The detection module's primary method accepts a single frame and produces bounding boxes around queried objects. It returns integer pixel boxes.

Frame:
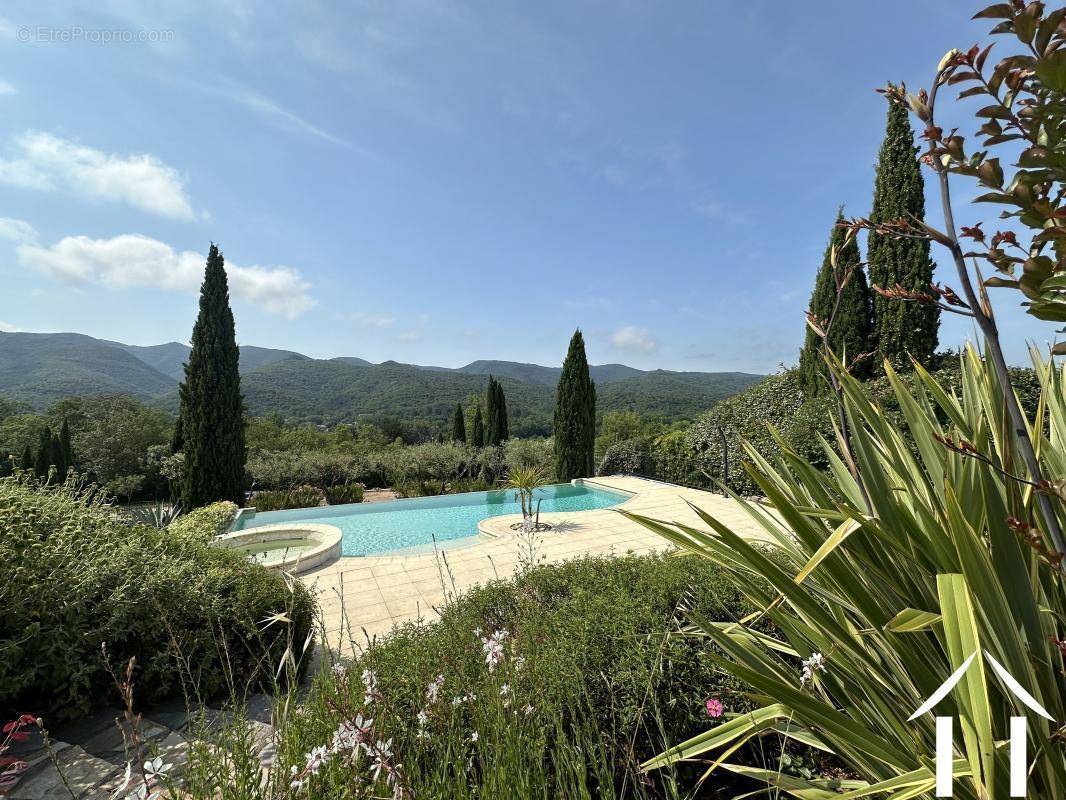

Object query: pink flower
[705,698,724,718]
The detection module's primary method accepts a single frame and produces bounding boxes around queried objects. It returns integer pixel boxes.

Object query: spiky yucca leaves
[625,347,1066,799]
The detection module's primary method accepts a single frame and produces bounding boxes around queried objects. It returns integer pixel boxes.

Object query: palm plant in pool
[504,464,550,533]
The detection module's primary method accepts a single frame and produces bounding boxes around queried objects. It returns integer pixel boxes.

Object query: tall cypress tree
[451,403,467,443]
[868,93,939,369]
[19,444,32,472]
[33,426,52,479]
[485,377,502,446]
[495,381,509,442]
[470,403,485,448]
[553,329,597,480]
[798,212,875,396]
[59,419,73,479]
[50,432,65,481]
[178,244,247,508]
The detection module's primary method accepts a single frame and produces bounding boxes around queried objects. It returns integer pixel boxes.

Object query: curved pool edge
[217,522,343,574]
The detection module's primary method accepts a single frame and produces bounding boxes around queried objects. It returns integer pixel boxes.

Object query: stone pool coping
[299,475,779,654]
[216,522,342,574]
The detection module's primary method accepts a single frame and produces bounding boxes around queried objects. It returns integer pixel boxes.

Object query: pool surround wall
[217,522,343,574]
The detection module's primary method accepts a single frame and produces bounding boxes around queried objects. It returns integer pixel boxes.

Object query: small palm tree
[504,465,548,532]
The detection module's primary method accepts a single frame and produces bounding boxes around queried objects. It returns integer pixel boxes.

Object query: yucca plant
[504,464,549,532]
[626,348,1066,797]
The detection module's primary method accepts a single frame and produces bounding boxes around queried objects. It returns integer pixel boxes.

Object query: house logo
[909,650,1053,797]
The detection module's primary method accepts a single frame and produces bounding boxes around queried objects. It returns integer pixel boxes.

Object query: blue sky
[0,1,1053,372]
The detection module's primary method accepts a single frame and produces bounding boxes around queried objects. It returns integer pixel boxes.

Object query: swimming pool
[233,482,631,556]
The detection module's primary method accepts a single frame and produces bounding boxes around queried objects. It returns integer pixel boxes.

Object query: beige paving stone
[300,477,776,649]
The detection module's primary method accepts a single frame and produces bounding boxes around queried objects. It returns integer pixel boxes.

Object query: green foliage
[470,403,485,447]
[797,212,874,395]
[649,429,702,487]
[253,484,326,511]
[868,94,939,369]
[0,477,314,724]
[686,370,809,495]
[166,500,239,539]
[265,553,764,797]
[597,438,652,477]
[324,482,364,505]
[630,349,1066,797]
[450,402,466,443]
[553,329,596,481]
[179,245,248,508]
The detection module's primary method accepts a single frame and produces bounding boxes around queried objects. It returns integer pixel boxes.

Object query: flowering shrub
[166,500,238,539]
[0,476,315,724]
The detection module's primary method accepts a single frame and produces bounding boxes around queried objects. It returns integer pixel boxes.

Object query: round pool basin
[216,523,342,573]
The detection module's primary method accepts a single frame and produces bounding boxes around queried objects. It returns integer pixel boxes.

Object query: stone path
[301,476,774,652]
[8,695,276,799]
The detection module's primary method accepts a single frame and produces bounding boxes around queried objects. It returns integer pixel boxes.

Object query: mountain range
[0,331,763,433]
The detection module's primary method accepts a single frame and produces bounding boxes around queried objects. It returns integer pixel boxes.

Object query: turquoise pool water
[234,482,631,556]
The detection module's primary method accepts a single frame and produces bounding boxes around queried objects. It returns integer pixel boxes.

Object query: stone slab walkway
[301,476,773,652]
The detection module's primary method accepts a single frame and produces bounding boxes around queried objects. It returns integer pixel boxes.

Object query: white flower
[470,731,479,743]
[800,652,826,686]
[425,673,445,704]
[331,663,347,678]
[371,738,394,779]
[362,668,379,705]
[416,710,428,728]
[523,703,534,716]
[480,629,509,672]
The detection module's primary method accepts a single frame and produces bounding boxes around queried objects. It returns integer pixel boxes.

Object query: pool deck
[300,476,774,652]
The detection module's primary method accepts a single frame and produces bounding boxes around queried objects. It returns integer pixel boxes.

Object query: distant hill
[0,331,763,430]
[108,340,309,380]
[0,332,178,408]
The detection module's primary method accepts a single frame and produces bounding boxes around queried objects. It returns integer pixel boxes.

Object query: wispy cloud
[0,131,196,220]
[15,228,315,318]
[0,320,18,332]
[691,199,747,225]
[398,329,422,343]
[0,79,15,96]
[610,325,657,353]
[349,311,397,328]
[232,90,378,156]
[0,217,38,245]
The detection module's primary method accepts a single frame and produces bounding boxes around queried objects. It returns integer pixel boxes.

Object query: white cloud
[610,325,657,353]
[0,320,18,332]
[0,131,196,220]
[0,80,15,96]
[235,91,348,148]
[0,217,38,244]
[398,329,422,343]
[17,233,314,318]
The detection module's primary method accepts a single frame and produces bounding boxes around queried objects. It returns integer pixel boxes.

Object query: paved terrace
[300,476,773,652]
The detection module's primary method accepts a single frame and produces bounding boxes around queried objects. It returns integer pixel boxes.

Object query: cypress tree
[868,93,939,369]
[495,381,509,442]
[485,377,501,446]
[33,426,52,479]
[19,444,32,472]
[59,419,73,478]
[553,329,597,480]
[470,403,485,448]
[451,402,467,443]
[178,244,247,508]
[170,408,184,454]
[798,212,875,396]
[50,432,64,480]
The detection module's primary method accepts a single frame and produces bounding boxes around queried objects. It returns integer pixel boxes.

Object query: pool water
[234,482,630,556]
[234,539,315,566]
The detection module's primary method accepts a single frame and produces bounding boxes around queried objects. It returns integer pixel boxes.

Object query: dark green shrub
[0,477,315,724]
[253,484,326,511]
[596,437,652,476]
[324,482,364,505]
